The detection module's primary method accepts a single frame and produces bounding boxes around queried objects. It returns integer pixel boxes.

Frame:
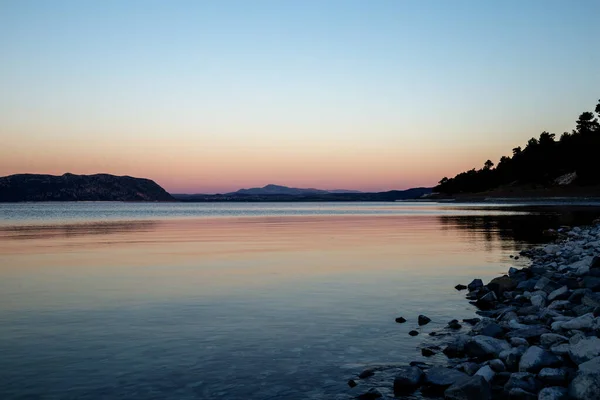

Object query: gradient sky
[1,0,599,193]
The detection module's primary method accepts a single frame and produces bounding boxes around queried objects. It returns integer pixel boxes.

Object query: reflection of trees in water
[439,206,600,251]
[0,220,159,240]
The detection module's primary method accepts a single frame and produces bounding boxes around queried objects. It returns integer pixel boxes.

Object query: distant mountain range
[0,173,175,202]
[172,185,432,202]
[226,184,362,196]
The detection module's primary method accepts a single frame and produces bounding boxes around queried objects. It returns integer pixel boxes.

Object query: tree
[576,111,599,134]
[483,160,494,170]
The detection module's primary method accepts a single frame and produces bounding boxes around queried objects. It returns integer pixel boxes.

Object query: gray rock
[444,375,491,400]
[489,359,506,372]
[511,338,529,347]
[538,368,569,386]
[424,366,468,388]
[582,292,600,308]
[468,279,484,292]
[481,323,504,338]
[554,313,595,331]
[500,347,527,371]
[569,336,600,364]
[583,276,600,291]
[443,334,471,358]
[506,326,550,340]
[504,372,538,393]
[569,371,600,400]
[538,387,568,400]
[548,300,572,310]
[519,346,562,373]
[550,343,570,356]
[458,362,481,376]
[535,277,562,294]
[531,294,546,308]
[518,279,538,291]
[465,336,511,359]
[475,365,495,382]
[578,356,600,374]
[393,366,423,394]
[548,286,570,302]
[540,333,569,347]
[508,387,537,400]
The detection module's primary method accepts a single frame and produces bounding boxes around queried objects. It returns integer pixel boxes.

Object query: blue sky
[1,0,599,192]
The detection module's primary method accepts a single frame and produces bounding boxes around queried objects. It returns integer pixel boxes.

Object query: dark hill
[0,173,175,202]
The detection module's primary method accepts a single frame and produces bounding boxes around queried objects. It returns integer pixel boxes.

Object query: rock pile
[352,223,600,399]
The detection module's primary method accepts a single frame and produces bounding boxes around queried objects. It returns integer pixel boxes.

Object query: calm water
[1,202,600,400]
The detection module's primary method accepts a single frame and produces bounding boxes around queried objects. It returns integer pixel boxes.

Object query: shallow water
[0,202,599,399]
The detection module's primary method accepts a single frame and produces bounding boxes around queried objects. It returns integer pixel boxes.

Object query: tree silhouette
[435,98,600,194]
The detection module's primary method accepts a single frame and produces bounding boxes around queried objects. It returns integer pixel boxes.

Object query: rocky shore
[351,221,600,400]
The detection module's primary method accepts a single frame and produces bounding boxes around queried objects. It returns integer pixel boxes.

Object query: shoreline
[349,220,600,400]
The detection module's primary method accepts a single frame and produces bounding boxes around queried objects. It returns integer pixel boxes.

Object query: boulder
[591,256,600,269]
[508,388,537,399]
[531,294,546,308]
[464,336,511,359]
[548,286,570,302]
[500,347,527,371]
[393,366,424,394]
[535,277,562,294]
[444,375,491,400]
[475,365,495,382]
[569,337,600,364]
[489,359,506,372]
[578,356,600,374]
[583,277,600,291]
[356,388,383,399]
[540,333,568,347]
[538,368,569,386]
[569,371,600,400]
[504,372,538,393]
[582,292,600,308]
[424,367,468,388]
[505,326,550,340]
[550,343,570,357]
[418,315,432,326]
[455,284,468,291]
[488,275,518,295]
[443,334,470,358]
[476,291,498,310]
[468,279,484,292]
[538,387,568,400]
[519,346,562,373]
[553,313,595,331]
[463,318,481,326]
[409,330,419,336]
[510,338,529,347]
[395,316,406,323]
[359,369,375,379]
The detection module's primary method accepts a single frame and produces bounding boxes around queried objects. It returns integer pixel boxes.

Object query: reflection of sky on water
[1,203,600,399]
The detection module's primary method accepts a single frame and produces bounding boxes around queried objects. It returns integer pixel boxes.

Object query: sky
[1,0,599,194]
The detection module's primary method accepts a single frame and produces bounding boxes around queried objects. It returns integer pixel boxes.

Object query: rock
[463,318,481,325]
[356,388,383,399]
[550,343,570,357]
[506,326,550,340]
[443,334,470,358]
[553,313,595,331]
[583,276,600,291]
[540,333,568,347]
[510,338,529,347]
[504,372,538,393]
[518,280,538,292]
[475,365,495,382]
[538,368,569,386]
[476,291,498,309]
[395,316,407,323]
[591,256,600,269]
[579,356,600,374]
[519,346,562,373]
[500,347,527,371]
[582,292,600,308]
[359,369,375,379]
[464,336,511,360]
[456,284,468,291]
[569,336,600,364]
[447,319,462,330]
[569,289,592,305]
[569,371,600,400]
[444,375,491,400]
[548,286,570,302]
[409,330,419,336]
[535,277,562,294]
[531,294,546,308]
[347,379,357,388]
[538,387,568,400]
[508,388,537,400]
[489,359,506,372]
[424,367,468,388]
[488,275,518,295]
[468,279,484,292]
[481,323,504,338]
[393,366,424,394]
[422,347,436,357]
[458,362,481,376]
[548,300,572,311]
[418,315,432,326]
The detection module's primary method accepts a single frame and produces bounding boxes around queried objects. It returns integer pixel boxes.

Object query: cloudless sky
[1,0,599,193]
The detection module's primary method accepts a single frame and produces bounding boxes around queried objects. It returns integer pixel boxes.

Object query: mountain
[228,184,328,196]
[0,173,175,202]
[173,187,432,202]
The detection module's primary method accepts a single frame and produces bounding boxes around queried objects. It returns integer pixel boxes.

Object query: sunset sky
[1,0,599,194]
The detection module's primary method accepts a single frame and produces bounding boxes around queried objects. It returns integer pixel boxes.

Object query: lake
[1,202,600,399]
